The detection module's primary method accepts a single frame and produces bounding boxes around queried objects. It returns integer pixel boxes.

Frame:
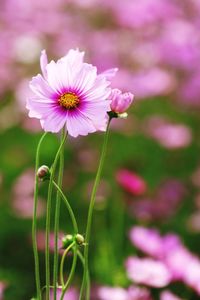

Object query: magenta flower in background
[27,49,113,137]
[126,257,171,287]
[109,88,134,114]
[116,169,147,196]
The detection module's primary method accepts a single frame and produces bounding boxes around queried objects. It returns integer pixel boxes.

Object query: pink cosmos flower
[110,88,134,113]
[126,257,171,288]
[26,49,113,137]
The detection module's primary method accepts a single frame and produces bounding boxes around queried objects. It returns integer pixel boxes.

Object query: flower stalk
[53,128,66,300]
[32,132,48,300]
[45,132,67,300]
[79,118,111,300]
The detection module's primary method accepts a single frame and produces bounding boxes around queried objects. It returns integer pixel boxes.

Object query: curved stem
[53,129,66,300]
[45,132,67,300]
[52,181,78,234]
[60,245,78,300]
[60,242,75,287]
[32,132,48,300]
[79,120,111,300]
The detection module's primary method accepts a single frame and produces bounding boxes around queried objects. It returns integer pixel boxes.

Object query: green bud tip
[62,234,74,249]
[75,234,85,245]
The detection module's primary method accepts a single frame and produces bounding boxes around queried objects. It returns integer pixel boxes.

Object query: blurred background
[0,0,200,299]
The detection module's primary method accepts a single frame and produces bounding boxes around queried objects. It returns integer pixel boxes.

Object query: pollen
[58,92,79,109]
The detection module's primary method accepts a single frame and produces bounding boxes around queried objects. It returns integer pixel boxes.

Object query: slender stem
[52,181,78,234]
[60,245,78,300]
[45,132,67,300]
[60,242,75,287]
[79,120,111,300]
[53,129,66,300]
[32,132,48,300]
[77,250,90,299]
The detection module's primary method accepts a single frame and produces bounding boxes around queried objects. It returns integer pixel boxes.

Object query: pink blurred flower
[12,169,45,218]
[108,0,180,29]
[126,257,171,287]
[97,286,128,300]
[179,71,200,107]
[145,117,192,149]
[27,49,112,137]
[160,290,183,300]
[129,226,200,295]
[129,226,163,258]
[50,287,78,300]
[97,285,152,300]
[0,281,7,300]
[129,179,185,222]
[159,20,200,71]
[109,88,134,114]
[116,169,147,196]
[36,230,64,253]
[128,285,152,300]
[130,68,176,99]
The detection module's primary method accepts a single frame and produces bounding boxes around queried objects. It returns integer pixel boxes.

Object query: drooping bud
[75,234,85,245]
[109,88,134,115]
[37,165,50,181]
[62,234,74,249]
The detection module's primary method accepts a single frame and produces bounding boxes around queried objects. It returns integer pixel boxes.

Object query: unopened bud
[75,234,85,245]
[110,88,134,114]
[37,165,50,181]
[62,234,74,249]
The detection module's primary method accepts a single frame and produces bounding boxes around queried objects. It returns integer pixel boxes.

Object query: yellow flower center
[58,92,79,109]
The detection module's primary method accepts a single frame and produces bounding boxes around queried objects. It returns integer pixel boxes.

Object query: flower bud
[75,234,85,245]
[62,234,74,249]
[110,88,134,114]
[37,165,50,181]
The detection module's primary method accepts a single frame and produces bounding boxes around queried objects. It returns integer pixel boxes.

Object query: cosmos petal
[66,110,96,137]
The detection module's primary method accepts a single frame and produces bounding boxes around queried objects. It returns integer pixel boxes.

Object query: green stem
[53,129,66,300]
[32,132,48,300]
[60,245,78,300]
[45,132,67,300]
[77,250,90,299]
[52,181,78,234]
[79,120,111,300]
[60,242,75,287]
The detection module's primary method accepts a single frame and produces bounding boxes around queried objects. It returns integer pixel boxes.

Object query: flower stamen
[58,92,79,109]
